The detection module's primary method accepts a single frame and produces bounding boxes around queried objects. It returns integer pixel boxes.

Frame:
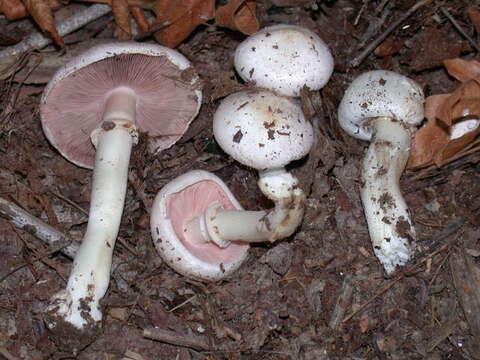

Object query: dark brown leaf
[216,0,259,35]
[152,0,215,48]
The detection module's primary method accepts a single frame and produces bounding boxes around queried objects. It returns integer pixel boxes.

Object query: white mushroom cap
[234,24,334,97]
[151,170,249,281]
[338,70,425,141]
[213,90,314,170]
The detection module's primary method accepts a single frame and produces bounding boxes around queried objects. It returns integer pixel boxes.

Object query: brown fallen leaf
[21,0,64,47]
[444,58,480,82]
[216,0,259,35]
[374,35,404,57]
[152,0,215,48]
[112,0,131,40]
[0,0,59,20]
[408,79,480,168]
[0,0,28,20]
[129,6,150,33]
[468,7,480,35]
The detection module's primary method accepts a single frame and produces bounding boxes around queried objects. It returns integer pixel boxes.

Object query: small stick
[0,197,79,258]
[440,7,480,53]
[0,4,111,60]
[143,328,210,351]
[350,0,432,67]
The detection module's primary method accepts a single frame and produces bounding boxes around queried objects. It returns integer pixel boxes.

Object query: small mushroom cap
[234,24,334,97]
[151,170,249,281]
[338,70,425,141]
[41,42,202,168]
[213,90,313,170]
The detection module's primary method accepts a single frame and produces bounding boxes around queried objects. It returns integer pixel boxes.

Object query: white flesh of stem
[185,168,305,246]
[361,117,416,275]
[55,88,136,328]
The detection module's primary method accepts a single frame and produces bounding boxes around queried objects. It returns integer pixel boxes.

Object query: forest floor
[1,0,480,359]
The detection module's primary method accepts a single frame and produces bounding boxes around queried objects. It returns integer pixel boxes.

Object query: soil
[1,0,480,359]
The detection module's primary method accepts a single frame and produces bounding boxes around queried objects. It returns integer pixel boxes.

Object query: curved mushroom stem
[46,87,138,336]
[184,168,305,247]
[361,116,417,275]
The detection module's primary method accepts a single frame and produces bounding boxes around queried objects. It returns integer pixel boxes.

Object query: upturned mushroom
[40,42,201,348]
[151,90,313,280]
[337,70,425,275]
[234,24,334,97]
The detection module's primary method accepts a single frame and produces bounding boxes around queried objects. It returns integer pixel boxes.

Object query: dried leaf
[408,80,480,168]
[21,0,64,47]
[1,0,59,20]
[0,0,28,20]
[374,35,404,57]
[408,95,450,168]
[129,6,150,33]
[152,0,215,48]
[444,58,480,82]
[112,0,131,40]
[216,0,259,35]
[468,7,480,35]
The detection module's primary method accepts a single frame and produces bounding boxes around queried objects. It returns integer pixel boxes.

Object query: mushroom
[234,24,334,97]
[337,70,425,275]
[151,90,313,280]
[151,170,249,281]
[40,42,201,347]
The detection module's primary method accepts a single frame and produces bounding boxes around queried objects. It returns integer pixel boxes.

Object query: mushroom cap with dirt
[234,24,334,97]
[40,41,202,350]
[151,170,250,281]
[337,70,425,275]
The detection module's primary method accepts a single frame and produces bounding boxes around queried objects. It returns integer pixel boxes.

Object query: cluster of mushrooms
[39,24,426,347]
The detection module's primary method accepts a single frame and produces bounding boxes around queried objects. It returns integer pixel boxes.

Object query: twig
[49,190,88,215]
[350,0,433,67]
[50,190,138,257]
[354,0,371,26]
[440,7,480,53]
[143,327,210,351]
[0,197,79,258]
[168,295,197,312]
[0,347,20,360]
[0,4,111,60]
[0,236,68,283]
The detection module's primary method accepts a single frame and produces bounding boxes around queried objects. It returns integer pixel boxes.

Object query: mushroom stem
[185,168,305,246]
[361,116,417,275]
[47,88,138,330]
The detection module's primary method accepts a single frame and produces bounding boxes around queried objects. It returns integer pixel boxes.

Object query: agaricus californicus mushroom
[151,90,313,280]
[40,42,201,347]
[234,24,334,97]
[337,70,425,275]
[151,170,249,281]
